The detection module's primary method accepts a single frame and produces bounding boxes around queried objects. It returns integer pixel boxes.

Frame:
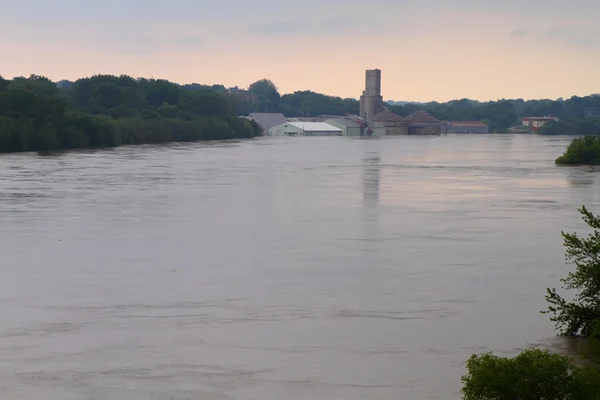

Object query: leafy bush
[461,348,600,400]
[544,205,600,336]
[556,136,600,165]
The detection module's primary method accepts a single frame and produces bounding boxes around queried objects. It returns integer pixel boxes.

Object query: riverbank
[0,114,261,154]
[0,114,259,153]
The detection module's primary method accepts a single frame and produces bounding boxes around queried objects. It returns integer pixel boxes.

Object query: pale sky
[1,0,599,102]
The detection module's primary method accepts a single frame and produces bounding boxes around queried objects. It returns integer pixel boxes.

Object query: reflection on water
[564,166,600,187]
[1,134,600,400]
[362,142,381,207]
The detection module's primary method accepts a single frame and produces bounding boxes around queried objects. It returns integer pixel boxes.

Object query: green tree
[249,78,280,102]
[249,79,281,113]
[461,348,600,400]
[0,75,9,92]
[92,83,124,110]
[544,205,600,336]
[10,74,59,97]
[555,136,600,165]
[0,73,261,154]
[142,78,181,107]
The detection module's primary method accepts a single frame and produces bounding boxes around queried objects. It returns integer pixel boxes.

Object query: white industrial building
[267,121,343,137]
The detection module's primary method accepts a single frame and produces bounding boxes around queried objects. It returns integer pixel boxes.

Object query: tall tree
[544,205,600,336]
[0,75,9,92]
[248,78,280,102]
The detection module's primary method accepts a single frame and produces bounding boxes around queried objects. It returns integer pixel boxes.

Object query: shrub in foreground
[461,349,600,400]
[544,205,600,337]
[556,136,600,165]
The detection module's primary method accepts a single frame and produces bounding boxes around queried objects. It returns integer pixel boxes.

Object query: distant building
[356,69,443,135]
[403,111,444,135]
[371,110,407,135]
[267,121,343,137]
[584,107,600,118]
[325,116,386,137]
[522,116,558,130]
[368,121,387,137]
[446,121,489,134]
[248,113,288,133]
[371,110,443,135]
[324,117,361,136]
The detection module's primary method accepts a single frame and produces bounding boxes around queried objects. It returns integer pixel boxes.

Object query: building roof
[249,113,288,129]
[289,117,327,122]
[450,121,488,127]
[403,111,440,123]
[522,116,557,121]
[290,115,348,122]
[287,121,342,132]
[325,117,362,128]
[371,110,405,122]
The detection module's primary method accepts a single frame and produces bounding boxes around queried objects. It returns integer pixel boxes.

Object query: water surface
[1,134,599,399]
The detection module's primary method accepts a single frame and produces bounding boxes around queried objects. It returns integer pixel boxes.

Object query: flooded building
[248,113,287,133]
[371,110,408,135]
[370,110,443,135]
[446,121,489,134]
[359,70,443,135]
[325,116,386,137]
[267,121,342,136]
[403,111,444,135]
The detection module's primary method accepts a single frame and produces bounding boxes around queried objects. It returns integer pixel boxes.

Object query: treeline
[46,76,600,134]
[539,118,600,135]
[0,74,260,154]
[4,73,599,150]
[218,78,600,133]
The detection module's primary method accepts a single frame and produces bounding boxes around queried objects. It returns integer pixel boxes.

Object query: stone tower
[359,69,383,119]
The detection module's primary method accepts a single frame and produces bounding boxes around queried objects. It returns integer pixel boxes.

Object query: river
[1,134,599,399]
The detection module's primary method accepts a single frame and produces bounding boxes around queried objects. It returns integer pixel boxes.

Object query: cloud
[248,21,307,36]
[543,26,600,49]
[319,16,361,31]
[248,15,376,37]
[428,0,600,15]
[176,36,204,48]
[116,37,160,55]
[510,29,529,38]
[110,35,207,54]
[0,55,18,65]
[578,30,600,47]
[544,26,576,40]
[508,25,600,50]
